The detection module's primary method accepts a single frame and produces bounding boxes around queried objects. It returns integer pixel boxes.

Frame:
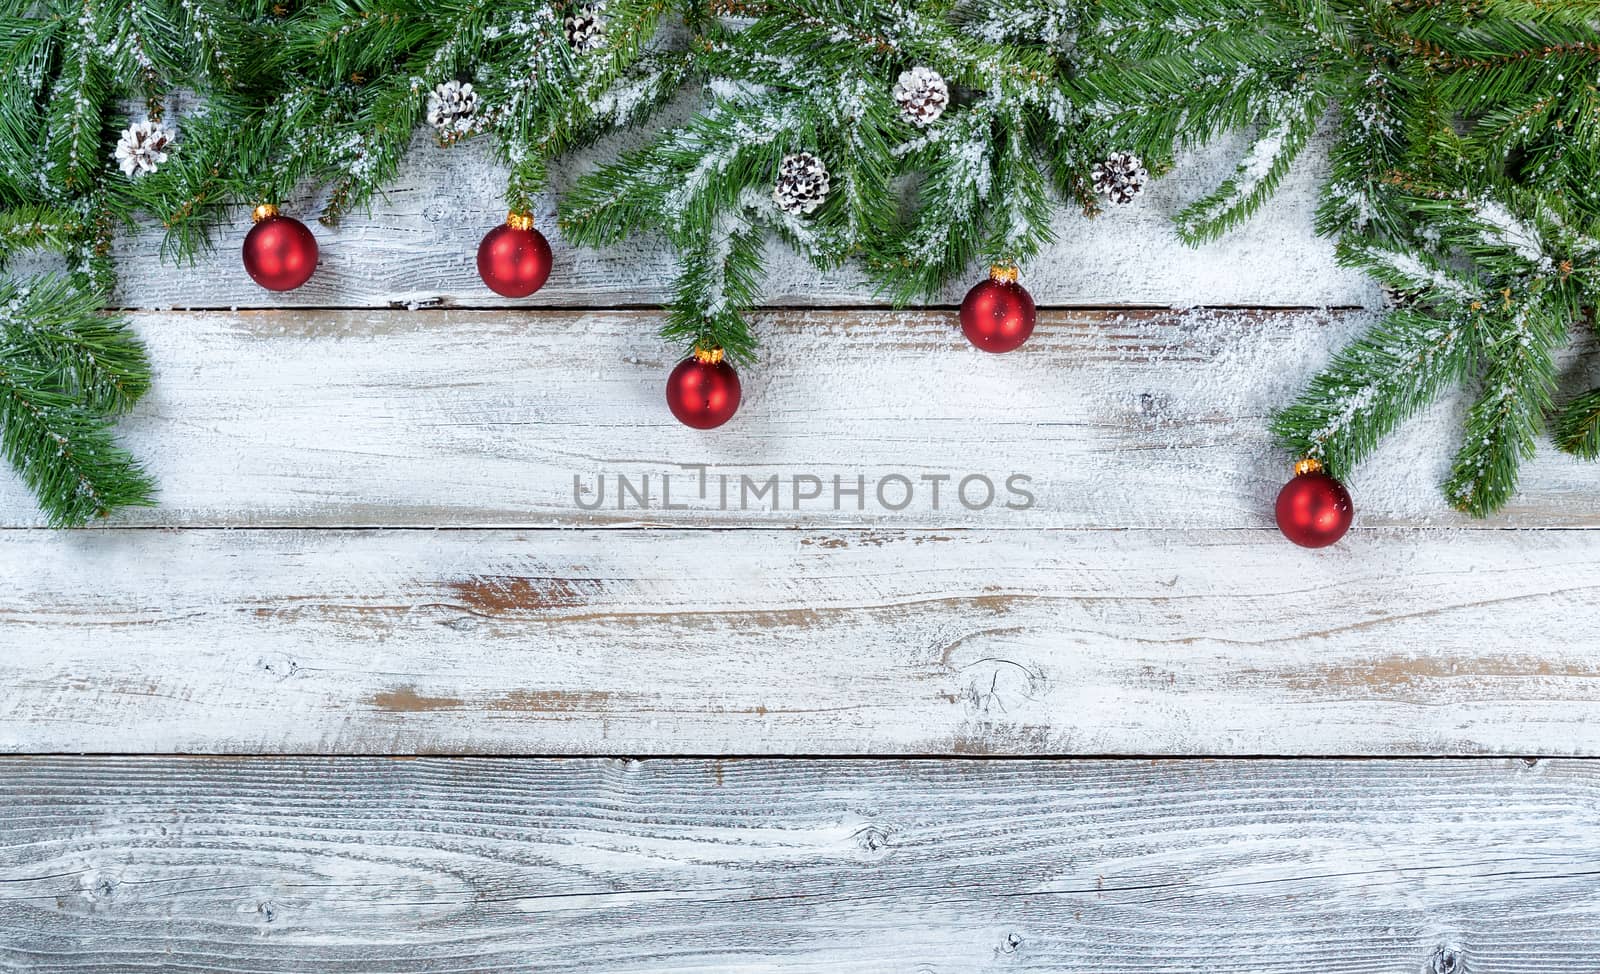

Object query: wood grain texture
[1,307,1594,528]
[100,130,1379,310]
[0,756,1588,972]
[4,527,1599,755]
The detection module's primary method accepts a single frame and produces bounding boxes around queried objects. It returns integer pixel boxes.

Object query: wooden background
[5,129,1600,970]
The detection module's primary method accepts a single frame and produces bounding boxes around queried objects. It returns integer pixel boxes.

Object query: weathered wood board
[0,756,1586,972]
[4,81,1598,972]
[4,527,1598,755]
[105,130,1380,310]
[0,308,1594,529]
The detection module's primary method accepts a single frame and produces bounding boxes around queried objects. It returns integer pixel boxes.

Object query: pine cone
[426,80,478,140]
[565,5,606,52]
[113,119,173,178]
[1091,152,1148,205]
[892,66,948,127]
[1381,282,1418,308]
[772,152,831,216]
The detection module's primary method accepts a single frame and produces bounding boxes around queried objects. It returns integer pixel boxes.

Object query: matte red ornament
[666,347,741,429]
[959,265,1036,353]
[242,204,318,291]
[477,212,552,297]
[1275,459,1354,548]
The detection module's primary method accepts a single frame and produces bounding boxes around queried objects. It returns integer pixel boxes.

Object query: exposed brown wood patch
[486,689,615,713]
[369,686,616,715]
[370,686,466,712]
[1276,655,1600,695]
[450,575,605,615]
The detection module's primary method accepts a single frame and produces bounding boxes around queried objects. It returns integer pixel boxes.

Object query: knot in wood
[1432,946,1462,974]
[78,869,117,903]
[853,824,895,855]
[256,654,300,681]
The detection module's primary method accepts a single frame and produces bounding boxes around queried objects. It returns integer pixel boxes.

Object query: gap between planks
[0,752,1561,761]
[2,525,1596,532]
[98,302,1375,313]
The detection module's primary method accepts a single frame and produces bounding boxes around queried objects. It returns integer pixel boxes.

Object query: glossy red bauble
[242,207,318,291]
[666,350,741,429]
[1275,461,1354,548]
[959,267,1036,353]
[477,214,552,298]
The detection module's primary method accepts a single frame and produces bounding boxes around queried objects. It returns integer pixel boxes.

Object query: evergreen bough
[0,0,231,524]
[1078,0,1600,515]
[559,0,1099,360]
[140,0,686,252]
[3,0,1598,523]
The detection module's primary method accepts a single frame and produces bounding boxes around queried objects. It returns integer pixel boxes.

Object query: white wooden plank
[101,129,1379,310]
[1,307,1595,528]
[3,527,1598,755]
[0,756,1590,972]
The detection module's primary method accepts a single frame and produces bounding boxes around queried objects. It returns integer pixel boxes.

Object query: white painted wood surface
[4,527,1599,755]
[106,130,1380,310]
[8,90,1600,974]
[5,75,1599,974]
[1,308,1595,529]
[0,756,1584,972]
[7,119,1600,768]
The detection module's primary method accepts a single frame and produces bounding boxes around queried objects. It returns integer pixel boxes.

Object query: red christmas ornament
[242,204,318,291]
[666,347,741,429]
[477,211,552,297]
[1275,459,1354,548]
[959,264,1036,353]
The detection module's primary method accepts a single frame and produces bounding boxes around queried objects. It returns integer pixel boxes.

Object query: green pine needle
[0,275,154,526]
[1555,388,1600,461]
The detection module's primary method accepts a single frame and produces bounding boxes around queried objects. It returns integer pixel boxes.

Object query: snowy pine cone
[892,66,948,127]
[1091,152,1148,205]
[1380,282,1419,308]
[772,152,830,216]
[426,80,478,140]
[113,119,173,177]
[565,5,606,52]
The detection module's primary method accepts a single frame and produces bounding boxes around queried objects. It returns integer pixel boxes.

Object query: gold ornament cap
[506,211,535,231]
[989,264,1020,284]
[1294,457,1324,476]
[692,345,726,365]
[251,203,280,223]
